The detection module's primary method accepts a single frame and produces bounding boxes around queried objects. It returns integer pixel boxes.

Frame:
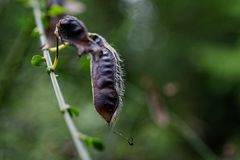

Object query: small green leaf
[31,27,40,38]
[31,55,45,66]
[91,138,105,151]
[83,137,105,151]
[67,106,80,117]
[48,4,65,17]
[82,137,91,146]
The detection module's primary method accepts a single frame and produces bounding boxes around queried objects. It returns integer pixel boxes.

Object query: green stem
[31,0,91,159]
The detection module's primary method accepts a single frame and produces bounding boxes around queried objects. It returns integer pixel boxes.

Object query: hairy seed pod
[55,16,88,43]
[55,16,124,125]
[89,33,124,126]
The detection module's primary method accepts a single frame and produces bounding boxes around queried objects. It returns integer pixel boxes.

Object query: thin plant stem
[31,0,91,159]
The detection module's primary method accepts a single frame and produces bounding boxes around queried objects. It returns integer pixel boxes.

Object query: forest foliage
[1,0,240,159]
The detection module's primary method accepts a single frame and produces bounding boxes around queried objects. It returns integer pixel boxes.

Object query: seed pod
[55,16,88,43]
[89,33,124,125]
[55,16,124,125]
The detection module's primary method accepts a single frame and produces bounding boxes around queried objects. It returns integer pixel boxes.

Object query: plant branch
[31,0,91,159]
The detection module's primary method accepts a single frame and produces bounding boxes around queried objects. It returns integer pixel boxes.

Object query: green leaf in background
[31,27,40,38]
[31,55,45,66]
[17,0,31,7]
[91,137,105,151]
[67,106,80,117]
[48,4,65,17]
[193,46,240,79]
[83,137,105,151]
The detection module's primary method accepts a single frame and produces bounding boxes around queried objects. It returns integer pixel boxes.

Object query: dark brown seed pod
[55,16,124,126]
[89,33,124,126]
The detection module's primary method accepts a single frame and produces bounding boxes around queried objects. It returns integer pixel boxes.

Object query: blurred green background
[1,0,240,159]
